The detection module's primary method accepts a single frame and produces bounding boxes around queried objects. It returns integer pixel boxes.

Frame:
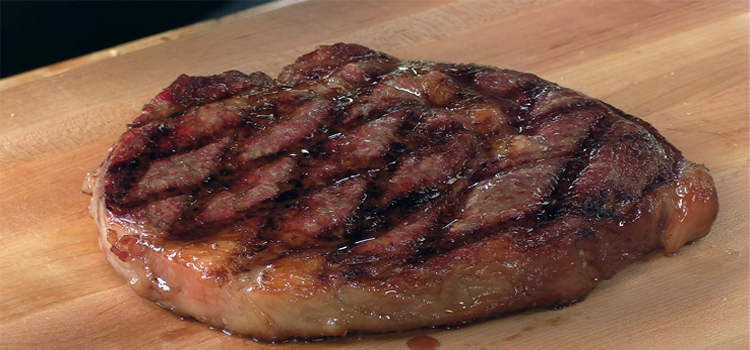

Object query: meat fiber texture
[86,43,719,341]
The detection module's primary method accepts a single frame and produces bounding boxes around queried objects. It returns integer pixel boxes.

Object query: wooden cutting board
[1,1,747,349]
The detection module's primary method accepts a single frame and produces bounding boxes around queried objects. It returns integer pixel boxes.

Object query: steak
[86,43,719,341]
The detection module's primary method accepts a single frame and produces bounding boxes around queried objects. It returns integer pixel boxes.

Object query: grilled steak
[86,43,719,341]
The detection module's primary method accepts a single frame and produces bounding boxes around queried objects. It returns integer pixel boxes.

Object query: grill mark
[197,156,298,224]
[271,176,368,248]
[535,116,611,222]
[102,44,685,271]
[131,70,275,128]
[105,87,289,207]
[336,201,447,265]
[447,158,563,237]
[566,119,679,218]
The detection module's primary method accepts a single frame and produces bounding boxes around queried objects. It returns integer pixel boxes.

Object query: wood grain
[1,1,747,349]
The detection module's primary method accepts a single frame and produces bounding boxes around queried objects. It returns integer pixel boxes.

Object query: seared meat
[86,43,719,341]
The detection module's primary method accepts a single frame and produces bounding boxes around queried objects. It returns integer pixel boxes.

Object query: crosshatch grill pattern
[90,43,718,341]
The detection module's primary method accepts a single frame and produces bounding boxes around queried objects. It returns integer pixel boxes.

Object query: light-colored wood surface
[1,1,747,349]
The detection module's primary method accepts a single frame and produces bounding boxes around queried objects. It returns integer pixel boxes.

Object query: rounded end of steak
[660,162,719,254]
[86,43,719,341]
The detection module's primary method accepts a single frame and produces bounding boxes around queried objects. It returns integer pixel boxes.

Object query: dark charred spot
[275,189,301,204]
[577,228,596,240]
